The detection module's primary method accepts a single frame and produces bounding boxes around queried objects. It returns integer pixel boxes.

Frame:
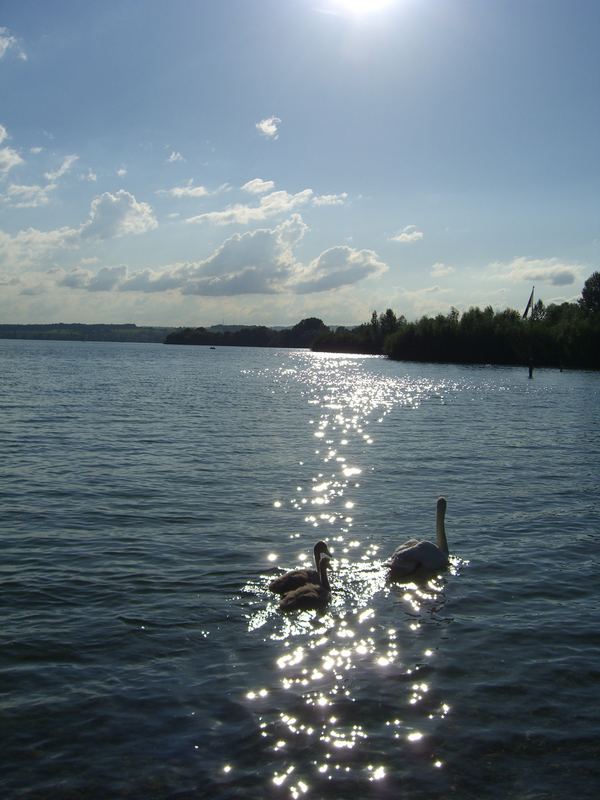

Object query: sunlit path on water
[240,352,468,797]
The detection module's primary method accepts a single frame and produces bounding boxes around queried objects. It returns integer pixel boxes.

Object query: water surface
[2,340,599,798]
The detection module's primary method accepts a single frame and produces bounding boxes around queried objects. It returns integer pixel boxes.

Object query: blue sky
[1,0,598,326]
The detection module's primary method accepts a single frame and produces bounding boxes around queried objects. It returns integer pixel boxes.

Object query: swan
[279,555,331,611]
[268,540,331,594]
[386,497,449,579]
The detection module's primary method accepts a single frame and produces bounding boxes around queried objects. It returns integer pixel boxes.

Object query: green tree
[579,272,600,314]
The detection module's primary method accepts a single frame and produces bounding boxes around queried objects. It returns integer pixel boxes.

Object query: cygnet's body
[269,541,331,594]
[387,497,449,579]
[279,555,331,612]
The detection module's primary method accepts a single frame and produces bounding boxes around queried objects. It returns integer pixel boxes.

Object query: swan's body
[279,555,331,611]
[269,541,331,594]
[387,497,449,579]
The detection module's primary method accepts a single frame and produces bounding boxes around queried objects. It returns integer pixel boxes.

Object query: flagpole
[523,286,535,319]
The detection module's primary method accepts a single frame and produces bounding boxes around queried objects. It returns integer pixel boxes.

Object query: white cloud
[488,256,582,287]
[0,124,7,144]
[30,146,43,155]
[291,246,387,293]
[167,150,184,163]
[59,265,128,292]
[313,193,348,206]
[56,213,388,298]
[0,226,80,270]
[256,116,281,139]
[0,190,158,272]
[186,189,314,226]
[80,190,158,239]
[393,285,454,317]
[45,154,79,181]
[2,182,57,208]
[242,178,275,194]
[0,146,23,173]
[84,169,97,182]
[0,27,26,61]
[156,179,209,199]
[431,262,455,277]
[117,167,127,177]
[389,224,424,244]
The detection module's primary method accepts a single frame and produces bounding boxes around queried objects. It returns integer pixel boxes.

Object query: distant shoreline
[0,323,176,344]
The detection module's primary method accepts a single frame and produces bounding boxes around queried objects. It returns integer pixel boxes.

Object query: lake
[2,339,599,799]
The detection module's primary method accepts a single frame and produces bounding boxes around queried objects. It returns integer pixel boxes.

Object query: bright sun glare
[331,0,395,16]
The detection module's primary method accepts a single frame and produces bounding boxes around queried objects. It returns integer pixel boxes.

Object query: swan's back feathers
[387,540,448,578]
[279,555,331,611]
[279,581,327,611]
[388,538,420,560]
[269,567,319,594]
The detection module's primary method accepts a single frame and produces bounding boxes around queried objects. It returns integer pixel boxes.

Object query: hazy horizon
[1,0,598,327]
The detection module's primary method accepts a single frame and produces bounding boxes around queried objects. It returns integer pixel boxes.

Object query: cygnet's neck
[318,556,331,592]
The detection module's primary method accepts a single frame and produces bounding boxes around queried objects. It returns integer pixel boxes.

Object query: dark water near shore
[2,339,599,799]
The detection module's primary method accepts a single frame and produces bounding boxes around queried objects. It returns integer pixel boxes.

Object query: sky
[0,0,598,327]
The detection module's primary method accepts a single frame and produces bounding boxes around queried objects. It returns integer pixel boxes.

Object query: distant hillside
[0,323,176,343]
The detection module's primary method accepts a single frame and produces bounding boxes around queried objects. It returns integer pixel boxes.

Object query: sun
[330,0,396,15]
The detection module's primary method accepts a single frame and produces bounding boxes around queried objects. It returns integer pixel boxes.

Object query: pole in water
[528,360,534,379]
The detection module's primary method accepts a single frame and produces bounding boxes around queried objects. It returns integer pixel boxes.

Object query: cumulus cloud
[55,213,388,298]
[431,262,455,277]
[84,169,97,182]
[80,190,158,239]
[59,265,128,292]
[0,190,157,270]
[186,189,314,226]
[256,116,281,139]
[489,256,582,287]
[44,154,79,181]
[30,146,43,155]
[242,178,275,194]
[0,124,7,144]
[117,167,127,177]
[0,27,26,61]
[389,224,424,243]
[0,226,80,270]
[292,246,387,293]
[156,179,209,199]
[2,182,57,208]
[167,150,184,163]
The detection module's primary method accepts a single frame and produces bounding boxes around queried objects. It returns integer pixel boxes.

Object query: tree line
[0,323,175,343]
[165,317,330,348]
[312,272,600,370]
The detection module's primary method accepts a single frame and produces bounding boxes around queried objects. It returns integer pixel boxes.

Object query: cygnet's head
[315,540,332,559]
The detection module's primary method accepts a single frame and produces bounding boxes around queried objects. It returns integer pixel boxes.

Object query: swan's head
[314,540,332,560]
[437,497,447,515]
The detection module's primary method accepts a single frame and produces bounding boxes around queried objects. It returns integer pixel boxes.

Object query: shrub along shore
[312,273,600,371]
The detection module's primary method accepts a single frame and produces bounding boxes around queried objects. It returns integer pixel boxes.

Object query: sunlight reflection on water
[241,352,467,796]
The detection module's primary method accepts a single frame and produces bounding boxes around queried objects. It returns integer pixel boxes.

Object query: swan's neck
[436,498,449,554]
[313,545,321,571]
[318,557,331,592]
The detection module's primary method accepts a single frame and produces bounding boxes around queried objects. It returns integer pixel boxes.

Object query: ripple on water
[2,342,599,799]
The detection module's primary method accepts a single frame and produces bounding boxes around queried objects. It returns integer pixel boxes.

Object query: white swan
[386,497,449,579]
[268,540,331,594]
[279,555,331,611]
